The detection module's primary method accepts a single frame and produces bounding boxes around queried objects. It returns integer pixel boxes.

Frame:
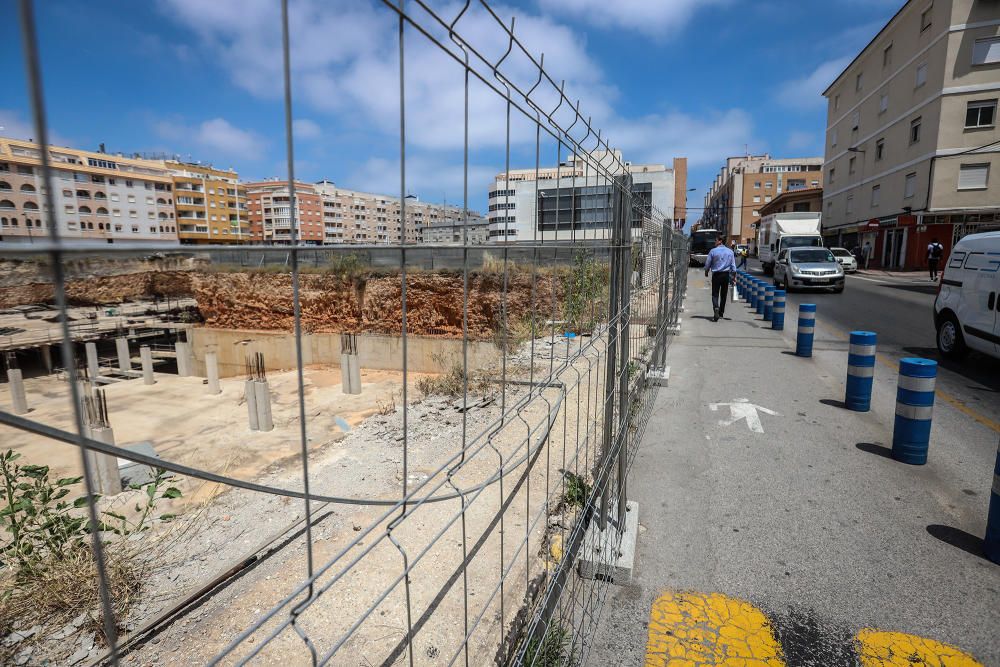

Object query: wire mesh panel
[2,1,688,665]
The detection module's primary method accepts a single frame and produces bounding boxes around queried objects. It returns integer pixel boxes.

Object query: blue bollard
[985,442,1000,564]
[772,290,785,330]
[796,304,816,357]
[736,274,743,299]
[845,331,877,411]
[891,358,937,465]
[755,282,766,315]
[749,279,758,308]
[763,285,775,321]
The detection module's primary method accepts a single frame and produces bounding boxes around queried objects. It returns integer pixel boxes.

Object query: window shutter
[957,164,988,190]
[972,38,1000,65]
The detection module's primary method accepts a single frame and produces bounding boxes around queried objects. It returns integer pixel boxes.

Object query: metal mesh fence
[2,1,688,664]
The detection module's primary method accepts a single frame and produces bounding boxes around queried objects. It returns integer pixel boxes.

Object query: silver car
[774,247,845,293]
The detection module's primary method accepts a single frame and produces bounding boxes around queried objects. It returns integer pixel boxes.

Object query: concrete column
[7,368,28,415]
[116,337,131,374]
[245,379,259,431]
[175,342,191,377]
[85,342,99,382]
[205,351,221,395]
[340,353,362,395]
[254,380,273,432]
[39,345,53,375]
[140,346,155,385]
[85,426,122,495]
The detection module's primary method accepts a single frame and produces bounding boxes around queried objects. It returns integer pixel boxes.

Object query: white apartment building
[822,0,1000,269]
[486,150,686,242]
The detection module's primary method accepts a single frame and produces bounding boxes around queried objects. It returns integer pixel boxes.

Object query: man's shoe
[712,308,719,322]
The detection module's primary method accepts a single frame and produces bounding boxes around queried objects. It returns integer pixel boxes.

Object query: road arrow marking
[709,398,780,433]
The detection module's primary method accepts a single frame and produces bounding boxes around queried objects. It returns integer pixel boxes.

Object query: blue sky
[1,0,901,228]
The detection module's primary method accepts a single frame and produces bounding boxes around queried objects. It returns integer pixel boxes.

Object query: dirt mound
[193,271,563,339]
[0,271,195,309]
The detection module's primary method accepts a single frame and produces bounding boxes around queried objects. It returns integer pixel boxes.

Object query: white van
[934,231,1000,360]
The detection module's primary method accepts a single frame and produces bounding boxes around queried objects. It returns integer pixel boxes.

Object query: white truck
[757,212,824,275]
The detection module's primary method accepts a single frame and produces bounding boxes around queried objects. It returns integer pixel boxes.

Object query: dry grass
[0,542,143,655]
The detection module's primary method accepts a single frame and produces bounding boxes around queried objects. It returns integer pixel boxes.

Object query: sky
[0,0,902,229]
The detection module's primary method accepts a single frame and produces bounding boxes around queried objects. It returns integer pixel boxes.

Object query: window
[753,195,761,203]
[753,181,761,189]
[61,189,71,197]
[110,194,119,202]
[855,72,863,92]
[834,94,841,110]
[957,163,989,190]
[64,205,75,214]
[965,100,997,128]
[883,43,893,68]
[79,205,92,214]
[765,181,772,189]
[752,210,759,217]
[910,117,922,144]
[904,172,916,199]
[846,195,854,215]
[879,93,888,114]
[831,129,838,147]
[849,156,856,174]
[127,195,136,203]
[125,179,133,187]
[793,202,811,212]
[146,197,154,205]
[829,167,836,184]
[920,4,932,32]
[764,195,772,202]
[871,184,881,207]
[915,63,927,88]
[851,111,860,131]
[876,138,885,161]
[973,37,1000,65]
[129,210,138,218]
[113,208,121,217]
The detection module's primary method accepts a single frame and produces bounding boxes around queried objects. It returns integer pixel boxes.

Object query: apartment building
[420,211,489,244]
[166,162,250,244]
[701,155,824,246]
[0,137,179,245]
[244,179,483,245]
[486,150,687,242]
[822,0,1000,269]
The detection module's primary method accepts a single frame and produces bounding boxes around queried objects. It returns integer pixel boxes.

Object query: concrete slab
[578,500,639,584]
[647,366,670,387]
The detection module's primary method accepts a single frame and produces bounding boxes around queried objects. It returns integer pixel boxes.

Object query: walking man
[927,237,944,280]
[737,245,748,269]
[862,240,873,269]
[704,236,737,322]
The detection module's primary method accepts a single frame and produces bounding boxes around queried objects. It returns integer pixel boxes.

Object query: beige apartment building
[701,155,824,246]
[822,0,1000,269]
[0,137,179,245]
[245,179,484,245]
[166,162,250,244]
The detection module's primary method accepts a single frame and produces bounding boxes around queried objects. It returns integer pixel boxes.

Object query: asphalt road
[745,257,1000,430]
[589,268,1000,666]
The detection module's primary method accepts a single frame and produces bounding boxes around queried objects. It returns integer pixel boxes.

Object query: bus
[690,228,720,266]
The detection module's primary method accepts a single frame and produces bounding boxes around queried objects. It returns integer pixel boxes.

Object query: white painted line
[709,398,780,434]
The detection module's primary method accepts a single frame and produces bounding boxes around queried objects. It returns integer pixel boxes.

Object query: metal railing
[3,1,689,665]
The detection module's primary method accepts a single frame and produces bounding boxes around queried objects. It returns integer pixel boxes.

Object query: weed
[416,352,491,397]
[376,392,398,415]
[492,314,539,355]
[523,622,574,667]
[561,252,608,334]
[562,472,590,510]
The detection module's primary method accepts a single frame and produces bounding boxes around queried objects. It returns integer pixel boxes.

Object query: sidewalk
[854,267,938,281]
[590,270,999,666]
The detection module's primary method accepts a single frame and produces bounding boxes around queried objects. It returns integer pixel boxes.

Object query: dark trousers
[928,258,940,279]
[711,271,731,314]
[737,255,747,269]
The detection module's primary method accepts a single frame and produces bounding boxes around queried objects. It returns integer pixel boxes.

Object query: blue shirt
[705,246,737,274]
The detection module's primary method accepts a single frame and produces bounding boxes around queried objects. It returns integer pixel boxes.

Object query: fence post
[615,173,633,531]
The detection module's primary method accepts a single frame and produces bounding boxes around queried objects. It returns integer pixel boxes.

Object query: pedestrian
[927,237,944,280]
[704,235,737,322]
[737,245,748,269]
[862,241,873,269]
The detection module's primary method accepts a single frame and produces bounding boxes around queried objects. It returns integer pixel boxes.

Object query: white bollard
[7,368,28,415]
[140,346,155,385]
[206,351,221,395]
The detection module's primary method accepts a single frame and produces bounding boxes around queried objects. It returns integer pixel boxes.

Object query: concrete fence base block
[7,368,28,415]
[85,342,100,382]
[254,380,273,432]
[175,342,192,377]
[648,366,670,387]
[116,337,131,374]
[578,500,639,584]
[245,379,259,431]
[666,323,682,336]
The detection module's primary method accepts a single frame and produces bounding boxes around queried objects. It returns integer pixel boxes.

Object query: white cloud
[609,108,756,168]
[537,0,729,38]
[293,118,322,139]
[775,56,852,110]
[786,130,818,152]
[154,117,266,161]
[0,109,71,147]
[349,155,497,205]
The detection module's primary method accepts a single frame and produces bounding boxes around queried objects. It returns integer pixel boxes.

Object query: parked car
[773,247,845,293]
[933,231,1000,360]
[830,247,858,272]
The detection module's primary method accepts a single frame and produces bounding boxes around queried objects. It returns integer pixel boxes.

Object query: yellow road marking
[644,591,785,666]
[856,629,984,667]
[816,320,1000,435]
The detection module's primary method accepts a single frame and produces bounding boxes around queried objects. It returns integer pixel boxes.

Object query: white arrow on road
[709,398,780,433]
